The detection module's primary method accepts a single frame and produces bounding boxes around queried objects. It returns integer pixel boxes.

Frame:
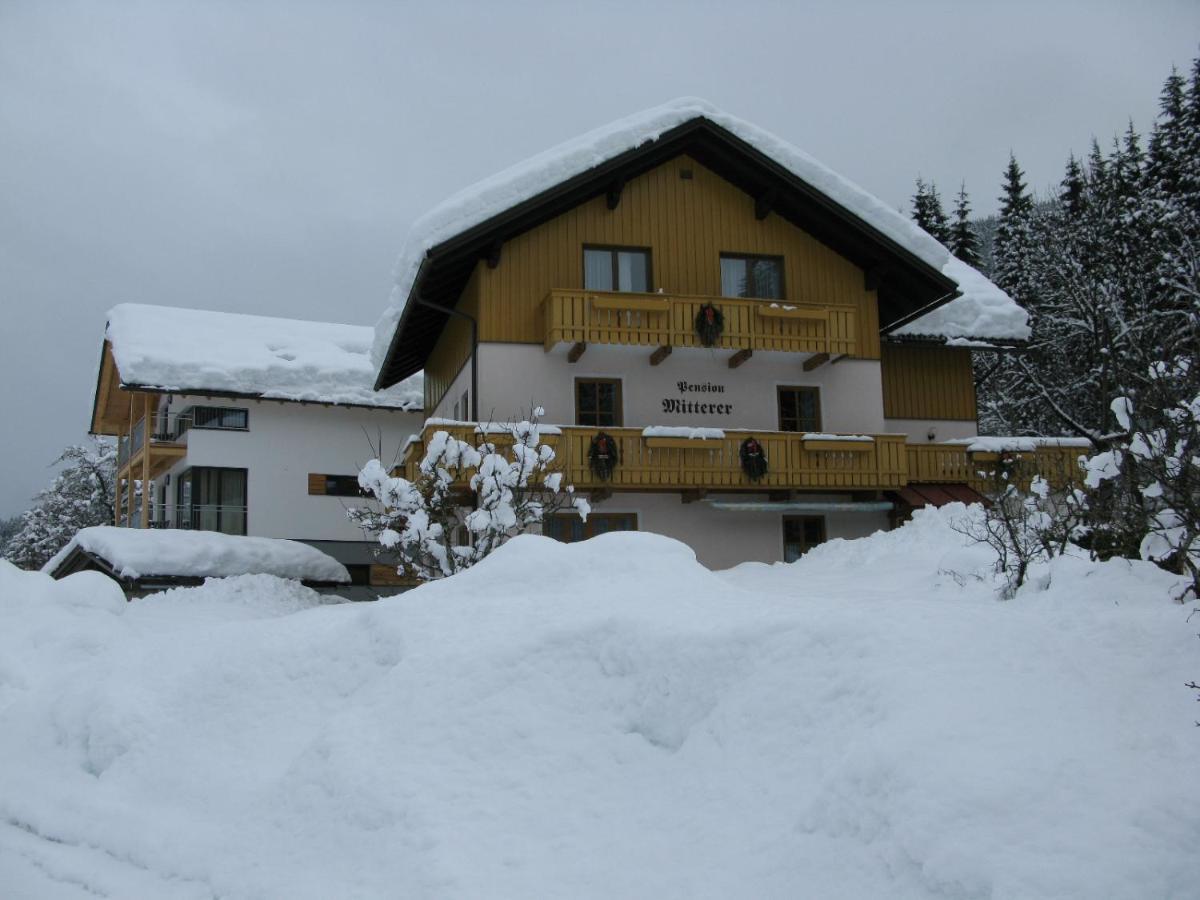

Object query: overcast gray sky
[1,0,1197,517]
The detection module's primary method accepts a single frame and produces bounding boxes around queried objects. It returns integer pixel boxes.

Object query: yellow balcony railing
[402,424,906,492]
[542,289,858,356]
[399,425,1088,498]
[906,443,1086,493]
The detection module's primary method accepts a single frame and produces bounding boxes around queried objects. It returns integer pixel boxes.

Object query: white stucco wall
[560,491,889,569]
[154,394,422,542]
[473,342,887,433]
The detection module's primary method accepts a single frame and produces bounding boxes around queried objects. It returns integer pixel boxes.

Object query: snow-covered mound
[374,97,1028,369]
[43,526,351,584]
[107,303,423,409]
[2,508,1196,899]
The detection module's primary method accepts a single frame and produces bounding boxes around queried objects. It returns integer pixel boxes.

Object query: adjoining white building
[89,303,423,592]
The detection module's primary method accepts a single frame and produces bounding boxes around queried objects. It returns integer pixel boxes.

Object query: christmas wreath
[694,302,724,347]
[739,436,768,481]
[588,431,620,481]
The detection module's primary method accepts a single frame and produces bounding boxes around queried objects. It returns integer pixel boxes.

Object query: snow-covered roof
[108,303,423,410]
[44,526,351,584]
[374,97,1028,371]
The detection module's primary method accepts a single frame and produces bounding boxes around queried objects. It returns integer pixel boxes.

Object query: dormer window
[720,253,784,299]
[583,246,651,292]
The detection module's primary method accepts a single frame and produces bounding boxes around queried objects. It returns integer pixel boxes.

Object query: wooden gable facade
[422,154,887,412]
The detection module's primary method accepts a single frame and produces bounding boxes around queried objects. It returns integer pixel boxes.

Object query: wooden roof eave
[375,117,959,389]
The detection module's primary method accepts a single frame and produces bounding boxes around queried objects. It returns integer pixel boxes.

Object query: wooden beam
[728,348,753,369]
[864,265,884,292]
[754,189,776,221]
[567,341,587,363]
[681,489,707,504]
[803,353,830,372]
[605,178,625,210]
[590,488,612,503]
[140,394,151,529]
[768,490,791,503]
[649,345,672,366]
[484,239,502,269]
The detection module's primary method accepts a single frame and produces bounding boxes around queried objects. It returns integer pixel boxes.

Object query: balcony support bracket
[650,345,672,366]
[681,489,707,504]
[728,348,753,369]
[802,353,830,372]
[567,341,587,364]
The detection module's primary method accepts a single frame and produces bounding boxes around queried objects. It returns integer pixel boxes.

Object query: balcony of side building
[398,422,1089,497]
[114,407,248,529]
[542,289,858,367]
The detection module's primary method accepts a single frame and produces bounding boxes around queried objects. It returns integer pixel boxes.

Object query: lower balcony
[400,424,1089,495]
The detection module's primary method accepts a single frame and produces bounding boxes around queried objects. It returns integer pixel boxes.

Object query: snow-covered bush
[3,440,116,570]
[952,452,1087,598]
[349,410,589,580]
[1084,360,1200,601]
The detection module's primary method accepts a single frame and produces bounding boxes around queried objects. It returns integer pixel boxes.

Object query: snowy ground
[1,505,1197,899]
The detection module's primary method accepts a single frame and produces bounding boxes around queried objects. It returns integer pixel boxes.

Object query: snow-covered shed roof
[44,527,351,585]
[374,97,1028,386]
[106,303,423,410]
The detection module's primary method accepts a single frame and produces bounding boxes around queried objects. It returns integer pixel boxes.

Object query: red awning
[891,483,986,509]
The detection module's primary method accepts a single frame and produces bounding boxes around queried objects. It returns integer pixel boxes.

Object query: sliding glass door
[176,467,247,535]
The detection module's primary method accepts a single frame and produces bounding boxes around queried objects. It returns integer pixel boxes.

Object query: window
[545,512,638,543]
[177,406,249,437]
[720,254,784,299]
[176,467,247,535]
[777,386,821,432]
[783,516,825,562]
[309,474,368,497]
[583,246,651,292]
[575,378,622,427]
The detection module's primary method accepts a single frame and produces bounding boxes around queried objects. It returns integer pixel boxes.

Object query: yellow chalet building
[372,99,1082,569]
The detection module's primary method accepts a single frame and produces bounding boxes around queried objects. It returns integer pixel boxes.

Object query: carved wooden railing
[542,289,858,356]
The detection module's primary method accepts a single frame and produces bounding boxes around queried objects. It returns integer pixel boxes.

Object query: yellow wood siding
[881,345,977,420]
[473,155,881,358]
[423,267,482,412]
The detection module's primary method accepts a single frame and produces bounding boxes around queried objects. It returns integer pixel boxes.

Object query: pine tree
[910,176,951,245]
[1059,155,1086,219]
[3,441,117,570]
[949,183,980,266]
[992,154,1035,301]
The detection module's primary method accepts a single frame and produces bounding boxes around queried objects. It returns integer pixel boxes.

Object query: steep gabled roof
[374,98,1028,387]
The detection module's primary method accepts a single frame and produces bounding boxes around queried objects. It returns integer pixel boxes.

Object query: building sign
[661,380,733,416]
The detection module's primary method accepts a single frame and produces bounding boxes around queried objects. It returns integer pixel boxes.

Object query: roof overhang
[376,117,960,388]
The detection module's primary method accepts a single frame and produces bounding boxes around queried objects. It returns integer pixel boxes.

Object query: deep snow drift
[1,506,1197,899]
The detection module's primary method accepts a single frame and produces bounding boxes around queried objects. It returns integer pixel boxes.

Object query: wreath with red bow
[588,432,620,481]
[694,302,725,347]
[739,436,768,481]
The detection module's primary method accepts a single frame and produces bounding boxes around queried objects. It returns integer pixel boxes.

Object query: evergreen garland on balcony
[588,432,619,481]
[694,302,724,347]
[739,436,768,481]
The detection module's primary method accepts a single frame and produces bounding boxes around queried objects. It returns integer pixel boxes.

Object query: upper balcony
[542,289,858,362]
[117,412,188,481]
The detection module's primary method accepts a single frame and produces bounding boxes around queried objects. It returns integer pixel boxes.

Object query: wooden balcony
[117,414,187,484]
[402,424,908,492]
[906,443,1086,493]
[542,289,858,359]
[400,425,1087,497]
